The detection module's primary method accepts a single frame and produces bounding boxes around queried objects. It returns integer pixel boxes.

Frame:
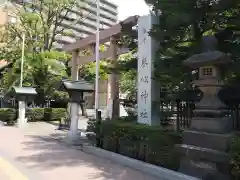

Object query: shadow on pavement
[15,134,153,180]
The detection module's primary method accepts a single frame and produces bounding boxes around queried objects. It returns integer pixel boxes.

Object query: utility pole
[20,33,25,87]
[95,0,100,119]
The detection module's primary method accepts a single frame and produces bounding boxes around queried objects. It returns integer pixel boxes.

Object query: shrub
[86,118,98,143]
[51,108,66,121]
[0,108,17,123]
[43,108,66,121]
[86,118,97,133]
[230,136,240,180]
[117,115,137,122]
[87,119,182,170]
[43,108,52,121]
[0,108,66,123]
[26,108,44,122]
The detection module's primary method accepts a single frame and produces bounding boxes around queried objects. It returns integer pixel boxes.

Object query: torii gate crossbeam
[63,15,139,119]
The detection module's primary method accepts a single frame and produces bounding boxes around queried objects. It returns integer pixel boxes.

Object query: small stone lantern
[12,87,37,128]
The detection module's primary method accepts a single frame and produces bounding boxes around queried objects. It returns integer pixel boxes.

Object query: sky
[108,0,150,20]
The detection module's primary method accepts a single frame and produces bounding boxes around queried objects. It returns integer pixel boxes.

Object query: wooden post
[109,37,119,119]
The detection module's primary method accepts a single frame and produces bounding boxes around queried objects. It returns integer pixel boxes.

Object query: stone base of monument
[179,157,230,180]
[176,86,232,180]
[183,130,232,152]
[176,124,232,180]
[190,117,232,134]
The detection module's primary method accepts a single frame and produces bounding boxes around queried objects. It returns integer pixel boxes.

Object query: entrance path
[0,169,9,180]
[0,123,159,180]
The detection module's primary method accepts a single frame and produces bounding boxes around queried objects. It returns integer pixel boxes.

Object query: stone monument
[137,14,160,125]
[12,87,37,128]
[176,35,232,179]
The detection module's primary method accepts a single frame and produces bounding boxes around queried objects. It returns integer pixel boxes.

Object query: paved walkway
[0,169,9,180]
[0,123,159,180]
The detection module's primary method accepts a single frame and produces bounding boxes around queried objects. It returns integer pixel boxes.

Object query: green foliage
[6,0,83,51]
[87,119,182,170]
[230,135,240,179]
[0,108,66,124]
[0,0,80,96]
[115,52,137,99]
[62,30,74,37]
[51,90,69,101]
[79,61,109,82]
[0,108,17,123]
[145,0,240,89]
[119,69,137,99]
[51,108,67,120]
[26,108,45,122]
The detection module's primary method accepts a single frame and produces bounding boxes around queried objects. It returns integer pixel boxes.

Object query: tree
[145,0,240,90]
[0,0,83,97]
[117,52,137,100]
[7,0,84,51]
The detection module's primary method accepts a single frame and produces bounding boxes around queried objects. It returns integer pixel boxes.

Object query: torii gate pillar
[107,37,120,119]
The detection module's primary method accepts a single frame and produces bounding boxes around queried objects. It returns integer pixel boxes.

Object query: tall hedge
[0,108,66,124]
[87,119,182,170]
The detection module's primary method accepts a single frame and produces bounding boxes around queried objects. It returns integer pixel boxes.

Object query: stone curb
[82,144,201,180]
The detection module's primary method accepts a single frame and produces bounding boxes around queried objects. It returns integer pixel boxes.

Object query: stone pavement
[0,122,159,180]
[0,169,9,180]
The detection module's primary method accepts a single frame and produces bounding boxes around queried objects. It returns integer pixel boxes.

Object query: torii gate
[63,16,139,119]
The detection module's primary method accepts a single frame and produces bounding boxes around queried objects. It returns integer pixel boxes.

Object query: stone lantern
[176,35,232,180]
[61,79,94,144]
[12,87,37,128]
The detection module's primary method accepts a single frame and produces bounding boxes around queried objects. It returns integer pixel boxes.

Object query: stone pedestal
[137,14,160,126]
[67,102,79,142]
[177,53,232,180]
[17,101,27,128]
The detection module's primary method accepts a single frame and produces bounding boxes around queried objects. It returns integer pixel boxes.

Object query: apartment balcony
[80,3,117,22]
[66,12,112,30]
[56,25,90,40]
[85,0,118,17]
[60,21,94,38]
[55,34,76,44]
[72,6,117,25]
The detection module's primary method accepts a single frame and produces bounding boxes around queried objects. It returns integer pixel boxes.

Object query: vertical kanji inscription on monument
[137,14,160,125]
